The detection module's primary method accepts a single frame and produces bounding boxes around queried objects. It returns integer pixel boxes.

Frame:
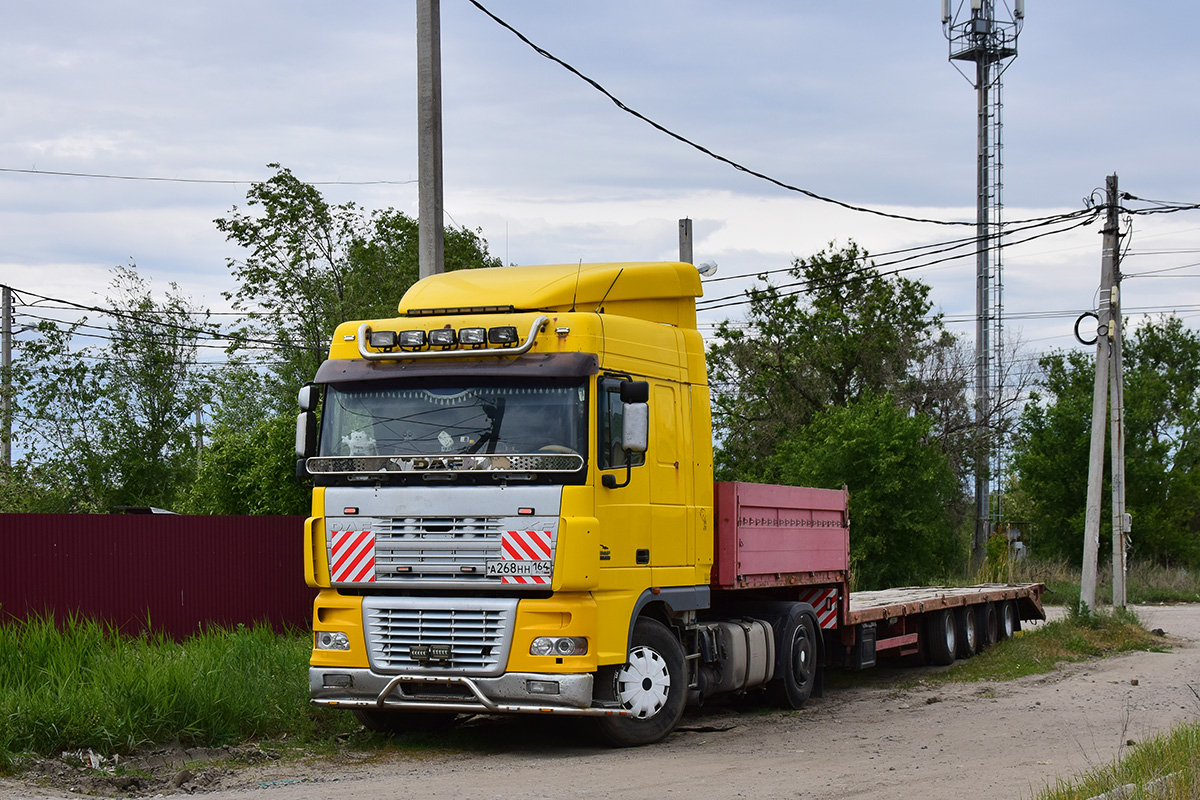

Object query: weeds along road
[6,605,1200,800]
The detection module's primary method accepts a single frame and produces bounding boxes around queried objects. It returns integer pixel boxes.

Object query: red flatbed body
[712,482,1045,648]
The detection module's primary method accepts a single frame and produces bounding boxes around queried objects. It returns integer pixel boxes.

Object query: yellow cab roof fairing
[397,262,703,330]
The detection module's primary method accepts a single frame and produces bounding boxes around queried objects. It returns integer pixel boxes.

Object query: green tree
[179,363,309,515]
[1007,350,1095,562]
[182,165,502,515]
[707,241,966,481]
[1010,315,1200,566]
[6,266,210,512]
[215,164,501,412]
[767,394,964,590]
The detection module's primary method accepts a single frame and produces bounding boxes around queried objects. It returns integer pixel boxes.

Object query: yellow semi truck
[298,261,1043,746]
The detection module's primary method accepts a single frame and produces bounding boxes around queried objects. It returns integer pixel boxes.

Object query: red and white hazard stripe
[798,587,840,629]
[330,530,376,584]
[500,530,554,585]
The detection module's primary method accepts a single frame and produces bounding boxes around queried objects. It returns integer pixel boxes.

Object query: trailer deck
[847,583,1045,625]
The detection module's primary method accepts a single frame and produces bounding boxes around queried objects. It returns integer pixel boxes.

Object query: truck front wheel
[595,618,686,747]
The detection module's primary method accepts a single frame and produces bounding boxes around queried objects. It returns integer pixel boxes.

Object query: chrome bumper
[310,668,628,718]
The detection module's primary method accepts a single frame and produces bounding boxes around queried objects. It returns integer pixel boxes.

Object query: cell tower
[942,0,1023,565]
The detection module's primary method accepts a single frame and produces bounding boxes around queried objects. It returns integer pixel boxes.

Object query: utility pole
[679,219,693,264]
[1107,175,1129,609]
[944,0,1024,568]
[417,0,445,278]
[195,406,205,471]
[1,285,11,469]
[1081,174,1121,612]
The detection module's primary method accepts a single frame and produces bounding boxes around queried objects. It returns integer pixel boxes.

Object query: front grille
[327,514,558,586]
[375,516,504,580]
[364,596,517,676]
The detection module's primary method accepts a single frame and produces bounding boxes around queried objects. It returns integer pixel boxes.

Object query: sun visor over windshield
[314,352,599,384]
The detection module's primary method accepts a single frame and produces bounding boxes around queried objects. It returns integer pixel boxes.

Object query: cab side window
[598,378,647,470]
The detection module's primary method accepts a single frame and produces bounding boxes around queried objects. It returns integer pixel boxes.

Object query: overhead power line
[696,210,1100,312]
[0,167,417,187]
[466,0,977,227]
[7,285,322,354]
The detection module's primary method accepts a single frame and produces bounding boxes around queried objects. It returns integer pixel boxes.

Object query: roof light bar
[356,316,549,362]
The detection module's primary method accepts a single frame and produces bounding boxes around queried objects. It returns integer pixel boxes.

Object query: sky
[4,1,1200,362]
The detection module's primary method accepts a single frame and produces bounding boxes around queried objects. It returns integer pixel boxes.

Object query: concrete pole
[1106,175,1128,608]
[417,0,445,278]
[1081,174,1120,612]
[679,219,693,264]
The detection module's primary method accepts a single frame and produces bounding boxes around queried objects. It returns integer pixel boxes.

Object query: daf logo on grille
[410,644,452,664]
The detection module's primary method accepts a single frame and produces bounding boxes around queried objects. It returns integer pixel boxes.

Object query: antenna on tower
[943,0,1024,568]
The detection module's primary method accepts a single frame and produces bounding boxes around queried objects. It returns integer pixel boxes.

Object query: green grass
[927,605,1165,685]
[1010,559,1200,606]
[822,604,1166,694]
[0,614,357,775]
[1033,722,1200,800]
[0,597,1182,777]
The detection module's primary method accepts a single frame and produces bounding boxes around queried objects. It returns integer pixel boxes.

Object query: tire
[977,602,999,651]
[998,600,1017,640]
[352,708,459,734]
[595,618,687,747]
[768,608,818,709]
[955,606,977,659]
[926,609,957,666]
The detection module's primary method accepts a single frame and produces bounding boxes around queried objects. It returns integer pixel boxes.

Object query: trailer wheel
[926,609,957,666]
[978,603,999,650]
[955,606,977,658]
[352,708,459,734]
[769,609,818,709]
[998,600,1017,640]
[595,618,686,747]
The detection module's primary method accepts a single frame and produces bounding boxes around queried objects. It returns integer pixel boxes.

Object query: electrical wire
[696,211,1100,312]
[8,286,323,353]
[466,0,986,227]
[0,166,416,186]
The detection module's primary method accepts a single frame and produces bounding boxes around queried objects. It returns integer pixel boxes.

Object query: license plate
[486,560,551,577]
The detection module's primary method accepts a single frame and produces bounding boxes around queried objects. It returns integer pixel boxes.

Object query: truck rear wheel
[926,609,957,666]
[595,618,686,747]
[769,608,818,709]
[352,708,459,734]
[955,606,977,658]
[998,600,1017,639]
[978,602,999,650]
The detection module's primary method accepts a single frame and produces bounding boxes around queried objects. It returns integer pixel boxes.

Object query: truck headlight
[315,631,350,651]
[530,636,588,657]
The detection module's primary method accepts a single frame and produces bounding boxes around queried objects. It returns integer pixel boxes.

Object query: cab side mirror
[602,380,649,490]
[298,384,319,412]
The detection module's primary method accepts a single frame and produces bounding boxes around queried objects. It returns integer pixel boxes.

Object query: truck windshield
[313,377,588,482]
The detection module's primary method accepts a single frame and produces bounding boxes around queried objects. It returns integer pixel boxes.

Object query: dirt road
[5,604,1199,800]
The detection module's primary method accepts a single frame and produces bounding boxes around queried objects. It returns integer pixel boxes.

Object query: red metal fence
[0,514,313,640]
